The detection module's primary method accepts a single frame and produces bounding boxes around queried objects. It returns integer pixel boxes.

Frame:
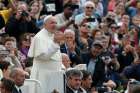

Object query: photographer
[100,35,120,84]
[75,1,99,31]
[121,46,140,81]
[116,15,130,35]
[85,38,116,93]
[104,12,116,28]
[117,44,137,73]
[5,1,40,42]
[3,37,23,68]
[55,3,76,31]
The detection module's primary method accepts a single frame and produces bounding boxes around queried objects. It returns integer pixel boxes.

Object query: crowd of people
[0,0,140,93]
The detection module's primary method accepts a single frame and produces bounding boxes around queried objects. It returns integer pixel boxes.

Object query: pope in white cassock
[28,15,65,93]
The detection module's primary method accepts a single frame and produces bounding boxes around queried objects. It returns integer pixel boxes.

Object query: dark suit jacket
[83,53,106,87]
[66,86,74,93]
[12,86,22,93]
[66,86,83,93]
[60,44,81,55]
[60,44,83,66]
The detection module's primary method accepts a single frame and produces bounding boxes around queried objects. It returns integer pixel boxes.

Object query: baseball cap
[92,40,103,48]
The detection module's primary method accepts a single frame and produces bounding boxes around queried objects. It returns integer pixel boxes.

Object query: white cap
[43,15,53,23]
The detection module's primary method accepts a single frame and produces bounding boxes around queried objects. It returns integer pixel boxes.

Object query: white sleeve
[36,41,60,61]
[75,15,81,25]
[55,14,69,29]
[28,35,60,61]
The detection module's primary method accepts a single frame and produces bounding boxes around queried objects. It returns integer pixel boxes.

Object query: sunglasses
[86,7,94,9]
[82,24,91,28]
[23,38,30,41]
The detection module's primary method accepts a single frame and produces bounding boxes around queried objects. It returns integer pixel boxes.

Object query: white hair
[61,53,70,61]
[84,1,95,8]
[64,29,75,36]
[62,53,69,57]
[43,15,53,24]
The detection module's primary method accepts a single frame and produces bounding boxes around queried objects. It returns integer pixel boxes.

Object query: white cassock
[28,28,64,93]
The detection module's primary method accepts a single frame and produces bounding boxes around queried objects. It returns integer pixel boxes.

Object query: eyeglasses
[24,38,30,41]
[86,7,94,9]
[82,24,91,28]
[111,26,117,29]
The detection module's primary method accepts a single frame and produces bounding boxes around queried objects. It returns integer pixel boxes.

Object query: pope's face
[44,17,57,33]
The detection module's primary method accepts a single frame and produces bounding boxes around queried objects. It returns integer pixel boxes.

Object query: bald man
[28,15,64,93]
[10,68,25,93]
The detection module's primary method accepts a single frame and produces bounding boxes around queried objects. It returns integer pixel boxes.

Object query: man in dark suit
[10,68,26,93]
[60,29,83,67]
[65,69,84,93]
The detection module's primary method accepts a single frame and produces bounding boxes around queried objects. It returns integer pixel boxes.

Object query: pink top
[108,0,116,11]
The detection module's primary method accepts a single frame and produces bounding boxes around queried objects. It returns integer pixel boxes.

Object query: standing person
[28,15,64,93]
[5,1,40,42]
[55,3,75,31]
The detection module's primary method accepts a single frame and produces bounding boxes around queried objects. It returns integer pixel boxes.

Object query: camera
[101,56,112,64]
[106,18,115,23]
[70,4,79,10]
[86,17,95,22]
[96,86,108,93]
[0,50,10,55]
[21,11,29,17]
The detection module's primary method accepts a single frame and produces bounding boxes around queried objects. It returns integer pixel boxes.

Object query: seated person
[61,53,71,70]
[60,29,83,67]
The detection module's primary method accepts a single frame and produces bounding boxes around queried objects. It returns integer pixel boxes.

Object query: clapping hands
[54,31,64,45]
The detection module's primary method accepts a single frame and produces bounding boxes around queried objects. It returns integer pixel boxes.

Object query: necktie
[19,89,22,93]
